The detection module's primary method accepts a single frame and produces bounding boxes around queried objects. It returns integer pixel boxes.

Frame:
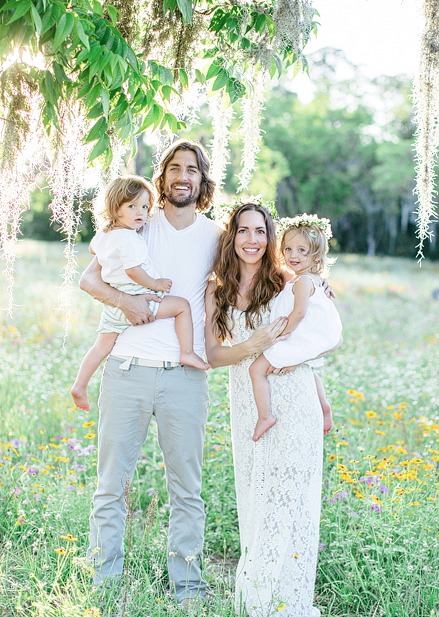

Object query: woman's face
[234,210,268,265]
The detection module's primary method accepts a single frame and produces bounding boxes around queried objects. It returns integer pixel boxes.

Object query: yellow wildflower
[60,534,78,542]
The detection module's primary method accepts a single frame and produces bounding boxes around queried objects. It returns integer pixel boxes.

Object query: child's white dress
[264,275,342,368]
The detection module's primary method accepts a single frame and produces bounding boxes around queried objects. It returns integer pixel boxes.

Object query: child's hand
[156,278,172,293]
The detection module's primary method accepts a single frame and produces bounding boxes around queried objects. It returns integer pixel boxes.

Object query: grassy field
[0,241,438,617]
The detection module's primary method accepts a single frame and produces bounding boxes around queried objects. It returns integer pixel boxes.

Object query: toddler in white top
[71,175,209,410]
[250,214,342,441]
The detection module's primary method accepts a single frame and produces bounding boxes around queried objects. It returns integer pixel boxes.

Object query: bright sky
[298,0,421,78]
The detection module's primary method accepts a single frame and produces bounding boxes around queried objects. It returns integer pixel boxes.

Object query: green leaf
[91,0,103,16]
[178,68,189,89]
[30,3,42,34]
[53,62,69,84]
[53,12,74,51]
[161,85,173,102]
[138,103,163,132]
[149,61,173,86]
[84,117,107,144]
[6,0,31,24]
[254,13,267,33]
[89,132,110,162]
[163,0,178,14]
[206,60,222,80]
[226,78,246,103]
[194,69,206,84]
[176,0,192,24]
[75,19,89,50]
[100,88,110,118]
[88,102,104,119]
[212,69,228,91]
[106,4,118,27]
[160,112,179,134]
[43,70,57,105]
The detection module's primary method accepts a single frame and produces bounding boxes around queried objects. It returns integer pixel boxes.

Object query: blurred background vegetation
[21,49,439,260]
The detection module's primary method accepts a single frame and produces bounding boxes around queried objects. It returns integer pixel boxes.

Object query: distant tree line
[22,49,438,260]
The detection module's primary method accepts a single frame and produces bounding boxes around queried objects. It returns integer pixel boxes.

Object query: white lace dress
[228,305,323,617]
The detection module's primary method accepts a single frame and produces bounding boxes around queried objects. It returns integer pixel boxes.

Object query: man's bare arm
[79,257,160,325]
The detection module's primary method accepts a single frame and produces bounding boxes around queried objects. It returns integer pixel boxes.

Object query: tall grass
[0,242,438,616]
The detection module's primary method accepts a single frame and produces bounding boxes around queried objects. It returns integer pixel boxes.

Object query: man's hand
[321,278,335,298]
[120,293,161,325]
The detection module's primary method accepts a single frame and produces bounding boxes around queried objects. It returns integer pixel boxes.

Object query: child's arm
[125,265,172,293]
[282,276,313,336]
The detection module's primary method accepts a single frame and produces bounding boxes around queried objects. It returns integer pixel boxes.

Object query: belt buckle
[163,361,174,370]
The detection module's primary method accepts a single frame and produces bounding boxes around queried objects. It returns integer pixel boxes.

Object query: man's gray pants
[87,357,209,601]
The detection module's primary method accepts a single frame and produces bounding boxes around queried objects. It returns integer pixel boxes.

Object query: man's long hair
[153,139,216,212]
[212,203,284,341]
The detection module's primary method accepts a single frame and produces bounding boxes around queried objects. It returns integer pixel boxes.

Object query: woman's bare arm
[204,281,288,368]
[79,257,160,325]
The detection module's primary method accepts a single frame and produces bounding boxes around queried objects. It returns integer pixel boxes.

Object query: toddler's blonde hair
[102,175,155,231]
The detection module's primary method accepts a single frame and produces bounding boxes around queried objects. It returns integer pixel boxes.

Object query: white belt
[113,356,181,370]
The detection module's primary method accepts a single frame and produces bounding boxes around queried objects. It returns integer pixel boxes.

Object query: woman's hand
[247,316,289,355]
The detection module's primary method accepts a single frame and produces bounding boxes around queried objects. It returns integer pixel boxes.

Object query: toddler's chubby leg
[156,296,210,370]
[249,354,277,441]
[71,332,118,410]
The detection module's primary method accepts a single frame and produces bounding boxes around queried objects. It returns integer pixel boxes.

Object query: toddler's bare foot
[71,384,90,411]
[253,415,276,441]
[322,401,332,434]
[180,352,211,371]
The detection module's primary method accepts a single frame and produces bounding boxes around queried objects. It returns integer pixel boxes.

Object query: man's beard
[164,186,201,208]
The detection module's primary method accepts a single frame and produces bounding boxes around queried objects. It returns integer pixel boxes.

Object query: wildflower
[375,430,385,436]
[82,421,95,428]
[408,501,420,507]
[370,502,382,513]
[293,553,299,559]
[359,475,377,484]
[54,547,67,555]
[330,491,349,504]
[366,411,378,418]
[276,603,287,611]
[84,609,101,616]
[84,433,96,439]
[60,534,78,542]
[185,555,196,563]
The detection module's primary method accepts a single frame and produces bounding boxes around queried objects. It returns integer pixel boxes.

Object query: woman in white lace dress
[205,203,324,617]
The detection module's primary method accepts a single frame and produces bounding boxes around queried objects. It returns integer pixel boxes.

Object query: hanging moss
[413,0,439,259]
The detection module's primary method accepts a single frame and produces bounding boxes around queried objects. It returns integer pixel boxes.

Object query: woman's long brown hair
[212,203,284,341]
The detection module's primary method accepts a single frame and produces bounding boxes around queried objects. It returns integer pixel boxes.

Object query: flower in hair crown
[277,213,333,240]
[218,195,280,223]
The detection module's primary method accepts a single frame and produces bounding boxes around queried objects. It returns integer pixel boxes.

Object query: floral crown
[277,213,333,240]
[217,195,279,223]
